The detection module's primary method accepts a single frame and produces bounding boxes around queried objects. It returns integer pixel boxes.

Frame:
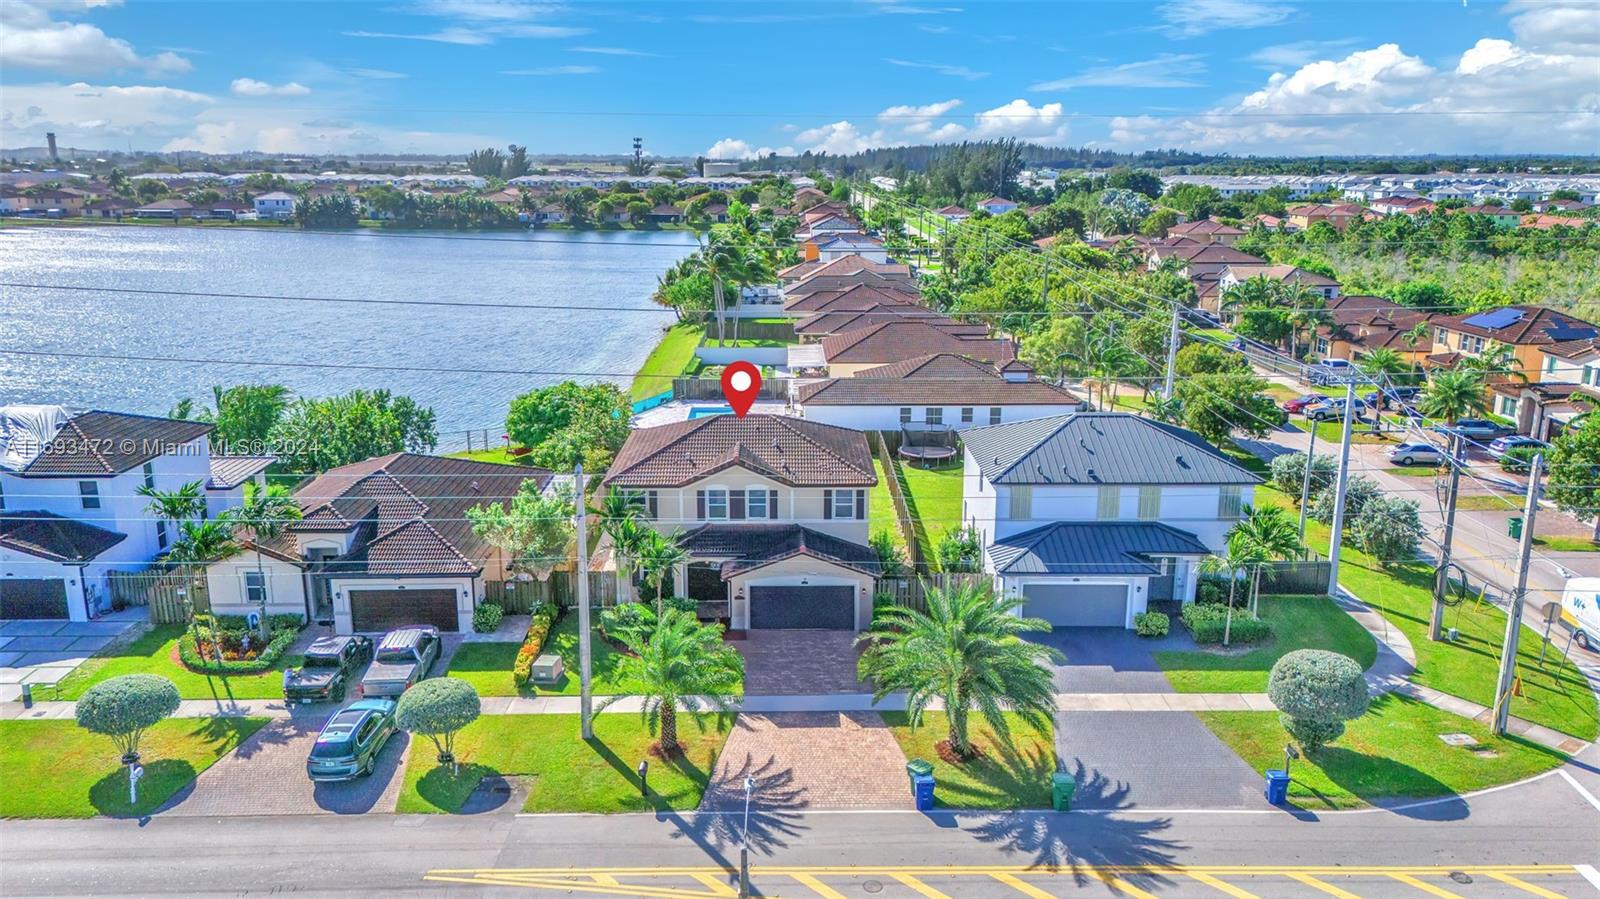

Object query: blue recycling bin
[912,773,936,811]
[1265,769,1290,805]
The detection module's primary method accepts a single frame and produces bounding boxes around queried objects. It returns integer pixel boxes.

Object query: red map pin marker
[720,361,762,418]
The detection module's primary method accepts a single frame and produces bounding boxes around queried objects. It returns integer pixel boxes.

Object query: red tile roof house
[1311,295,1434,363]
[811,320,1016,376]
[781,278,922,315]
[792,353,1083,431]
[792,303,943,341]
[777,255,911,284]
[1165,218,1246,246]
[599,416,880,630]
[199,453,553,632]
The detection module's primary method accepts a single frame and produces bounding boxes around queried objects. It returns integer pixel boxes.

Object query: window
[746,488,768,519]
[1586,365,1595,386]
[899,407,913,424]
[1218,486,1244,520]
[824,489,863,520]
[989,407,1003,425]
[142,462,156,491]
[704,489,729,520]
[157,520,169,550]
[1008,486,1032,520]
[960,407,974,424]
[1315,337,1329,354]
[78,481,100,510]
[1436,328,1449,347]
[622,489,657,519]
[1138,486,1161,521]
[1097,486,1120,520]
[1548,356,1559,375]
[244,571,267,604]
[925,407,943,425]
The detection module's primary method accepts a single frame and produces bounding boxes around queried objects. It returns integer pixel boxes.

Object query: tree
[1353,495,1423,566]
[138,480,206,549]
[1226,505,1304,614]
[1174,342,1248,377]
[934,525,982,573]
[1284,286,1332,361]
[193,384,291,448]
[856,581,1061,759]
[467,479,575,581]
[1359,348,1408,379]
[635,528,689,609]
[503,145,532,180]
[395,677,481,771]
[597,607,743,755]
[224,481,302,637]
[1268,451,1335,501]
[1267,650,1369,752]
[76,674,181,772]
[1460,342,1528,385]
[1543,414,1600,540]
[1417,369,1487,423]
[504,382,632,471]
[466,147,505,178]
[593,489,649,602]
[270,390,437,473]
[1138,208,1180,237]
[1175,373,1285,445]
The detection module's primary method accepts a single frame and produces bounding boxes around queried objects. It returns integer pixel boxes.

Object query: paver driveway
[700,712,910,810]
[735,631,869,695]
[157,709,410,817]
[1056,711,1269,810]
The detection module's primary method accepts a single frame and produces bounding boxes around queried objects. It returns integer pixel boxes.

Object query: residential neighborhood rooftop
[602,415,876,488]
[962,412,1264,486]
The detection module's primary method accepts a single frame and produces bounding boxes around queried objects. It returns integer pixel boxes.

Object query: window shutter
[647,492,658,519]
[730,489,746,520]
[696,490,705,519]
[823,489,833,519]
[768,490,778,519]
[855,489,865,519]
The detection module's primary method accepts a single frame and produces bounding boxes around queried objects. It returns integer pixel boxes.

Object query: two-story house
[792,353,1083,431]
[252,191,297,220]
[960,413,1261,629]
[1165,218,1245,246]
[1429,307,1600,422]
[600,416,880,632]
[976,197,1019,215]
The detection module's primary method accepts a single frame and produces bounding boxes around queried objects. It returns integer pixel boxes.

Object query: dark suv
[283,635,372,704]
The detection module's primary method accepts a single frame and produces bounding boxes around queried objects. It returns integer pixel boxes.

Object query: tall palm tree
[701,237,745,347]
[1402,322,1432,352]
[166,519,241,665]
[1226,505,1305,615]
[138,480,206,550]
[596,607,743,755]
[1359,347,1411,390]
[591,489,648,602]
[1219,275,1275,325]
[1284,285,1332,362]
[1418,369,1488,424]
[635,529,688,611]
[725,241,771,348]
[224,482,302,637]
[856,581,1062,759]
[1197,553,1242,646]
[1460,342,1528,385]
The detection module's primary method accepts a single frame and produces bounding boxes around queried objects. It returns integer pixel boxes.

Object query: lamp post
[739,775,755,899]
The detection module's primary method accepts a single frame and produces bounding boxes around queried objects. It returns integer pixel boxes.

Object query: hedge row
[178,621,300,674]
[511,602,562,688]
[1180,602,1271,645]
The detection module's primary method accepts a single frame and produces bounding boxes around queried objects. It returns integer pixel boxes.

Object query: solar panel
[1461,307,1524,330]
[1546,325,1598,341]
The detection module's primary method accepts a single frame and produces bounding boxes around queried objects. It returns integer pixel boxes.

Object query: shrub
[511,602,562,688]
[871,529,907,578]
[1308,475,1381,525]
[1134,611,1170,637]
[598,601,654,645]
[665,595,698,615]
[76,674,181,763]
[935,525,982,573]
[1269,451,1335,501]
[1179,602,1271,644]
[1267,649,1370,752]
[1499,445,1539,474]
[472,602,505,634]
[1353,495,1423,567]
[178,617,300,674]
[1195,577,1233,606]
[395,677,481,765]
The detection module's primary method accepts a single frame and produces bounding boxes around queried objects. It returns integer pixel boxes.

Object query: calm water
[0,225,695,439]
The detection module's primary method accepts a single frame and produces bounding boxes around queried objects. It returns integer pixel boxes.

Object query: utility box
[1265,769,1290,805]
[911,773,935,811]
[530,653,565,685]
[1051,773,1075,811]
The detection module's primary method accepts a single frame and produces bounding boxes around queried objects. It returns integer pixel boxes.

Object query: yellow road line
[1388,873,1464,898]
[1185,871,1260,898]
[789,872,847,899]
[894,873,953,899]
[1084,870,1159,899]
[1485,871,1569,899]
[992,872,1057,898]
[428,864,1574,877]
[591,874,620,885]
[423,873,722,898]
[1288,873,1363,899]
[691,872,738,896]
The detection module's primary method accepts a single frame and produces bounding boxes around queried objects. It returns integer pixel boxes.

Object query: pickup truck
[283,635,372,703]
[358,626,441,697]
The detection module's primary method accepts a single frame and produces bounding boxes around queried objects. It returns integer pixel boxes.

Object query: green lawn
[882,712,1056,809]
[395,713,730,814]
[1260,487,1598,739]
[1201,694,1568,809]
[629,322,704,402]
[894,459,964,566]
[1454,495,1519,512]
[1154,595,1378,693]
[50,625,303,702]
[1109,393,1150,413]
[869,457,908,559]
[0,717,268,818]
[1534,535,1600,552]
[446,447,541,466]
[1383,464,1447,477]
[1306,418,1396,445]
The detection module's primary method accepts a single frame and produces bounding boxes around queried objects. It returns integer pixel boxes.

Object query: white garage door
[1022,583,1129,628]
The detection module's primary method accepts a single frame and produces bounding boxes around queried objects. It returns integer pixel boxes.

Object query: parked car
[1431,419,1515,441]
[1388,441,1446,466]
[1365,386,1423,409]
[1487,435,1549,459]
[1305,396,1374,422]
[1281,393,1324,414]
[283,635,372,704]
[305,698,397,782]
[1308,358,1357,385]
[359,626,441,697]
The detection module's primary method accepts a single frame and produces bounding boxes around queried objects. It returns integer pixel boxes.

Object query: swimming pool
[688,405,733,419]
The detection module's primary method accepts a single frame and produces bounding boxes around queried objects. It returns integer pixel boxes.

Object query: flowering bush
[511,602,562,688]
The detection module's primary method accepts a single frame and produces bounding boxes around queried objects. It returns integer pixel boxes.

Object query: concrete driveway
[1056,710,1270,810]
[1026,627,1187,694]
[158,709,410,817]
[0,610,143,702]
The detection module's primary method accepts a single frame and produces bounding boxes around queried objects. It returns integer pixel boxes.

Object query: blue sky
[2,1,1596,157]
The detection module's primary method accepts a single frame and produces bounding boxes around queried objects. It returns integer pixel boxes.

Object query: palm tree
[856,581,1062,759]
[591,489,648,602]
[596,607,743,755]
[1360,347,1408,379]
[166,519,241,665]
[1418,369,1488,424]
[1283,284,1331,361]
[1402,322,1432,352]
[138,481,206,550]
[1219,275,1275,326]
[1460,342,1528,385]
[224,482,302,638]
[701,237,745,347]
[724,241,770,348]
[1198,553,1242,646]
[1226,505,1305,615]
[635,529,688,611]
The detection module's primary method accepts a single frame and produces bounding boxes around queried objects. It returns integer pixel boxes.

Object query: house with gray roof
[792,353,1083,431]
[961,412,1260,628]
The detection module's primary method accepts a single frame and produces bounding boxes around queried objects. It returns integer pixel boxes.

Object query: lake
[0,225,696,444]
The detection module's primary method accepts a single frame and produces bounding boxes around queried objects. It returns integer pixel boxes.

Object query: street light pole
[1430,433,1464,641]
[574,462,593,741]
[1493,453,1542,736]
[1297,410,1318,539]
[1162,305,1181,401]
[1325,378,1357,597]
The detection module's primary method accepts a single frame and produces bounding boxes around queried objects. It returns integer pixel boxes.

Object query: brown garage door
[348,588,459,632]
[0,579,70,619]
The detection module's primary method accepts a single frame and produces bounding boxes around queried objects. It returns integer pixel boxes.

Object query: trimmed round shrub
[395,677,481,764]
[76,674,182,763]
[472,602,505,633]
[1267,649,1370,752]
[1134,611,1170,638]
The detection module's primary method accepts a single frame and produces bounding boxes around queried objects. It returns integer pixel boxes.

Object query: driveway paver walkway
[735,631,869,695]
[699,712,910,811]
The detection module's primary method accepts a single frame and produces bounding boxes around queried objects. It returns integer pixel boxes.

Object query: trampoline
[898,424,958,466]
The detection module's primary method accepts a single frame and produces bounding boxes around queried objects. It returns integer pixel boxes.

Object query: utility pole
[1493,453,1542,736]
[1325,378,1358,597]
[1297,415,1318,539]
[1430,433,1464,641]
[574,462,593,740]
[1163,305,1181,400]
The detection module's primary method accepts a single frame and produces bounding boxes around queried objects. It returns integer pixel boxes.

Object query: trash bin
[1508,517,1524,539]
[1051,773,1076,811]
[1265,769,1290,805]
[911,773,936,811]
[905,758,934,788]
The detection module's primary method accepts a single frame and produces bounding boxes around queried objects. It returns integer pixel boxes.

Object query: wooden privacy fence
[870,431,924,567]
[484,571,619,613]
[874,573,990,612]
[108,569,207,625]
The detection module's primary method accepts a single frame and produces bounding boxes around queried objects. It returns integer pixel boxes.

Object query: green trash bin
[906,758,934,788]
[1051,773,1076,811]
[1508,516,1523,539]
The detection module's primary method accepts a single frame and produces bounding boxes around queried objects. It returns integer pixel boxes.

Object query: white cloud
[230,78,312,97]
[570,45,659,56]
[795,120,890,155]
[878,99,964,138]
[500,65,599,75]
[1030,54,1206,90]
[407,0,560,20]
[1504,0,1600,55]
[705,138,794,160]
[883,58,989,80]
[345,23,587,43]
[1247,39,1363,70]
[971,98,1070,144]
[1157,0,1293,38]
[348,67,408,79]
[0,0,191,75]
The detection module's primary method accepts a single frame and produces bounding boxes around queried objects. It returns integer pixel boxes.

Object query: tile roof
[821,321,1014,366]
[1168,218,1245,237]
[0,511,127,563]
[793,353,1082,406]
[987,521,1210,576]
[778,255,910,282]
[1433,305,1600,346]
[602,416,875,488]
[678,523,880,578]
[15,411,212,477]
[1222,263,1339,286]
[207,455,275,490]
[784,282,923,314]
[1149,244,1264,265]
[962,412,1262,486]
[793,304,940,336]
[1319,295,1432,352]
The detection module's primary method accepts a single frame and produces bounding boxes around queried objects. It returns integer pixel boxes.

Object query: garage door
[348,588,458,633]
[0,579,69,619]
[1022,583,1128,628]
[750,585,854,629]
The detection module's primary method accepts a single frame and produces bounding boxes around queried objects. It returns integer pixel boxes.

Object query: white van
[1559,577,1600,652]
